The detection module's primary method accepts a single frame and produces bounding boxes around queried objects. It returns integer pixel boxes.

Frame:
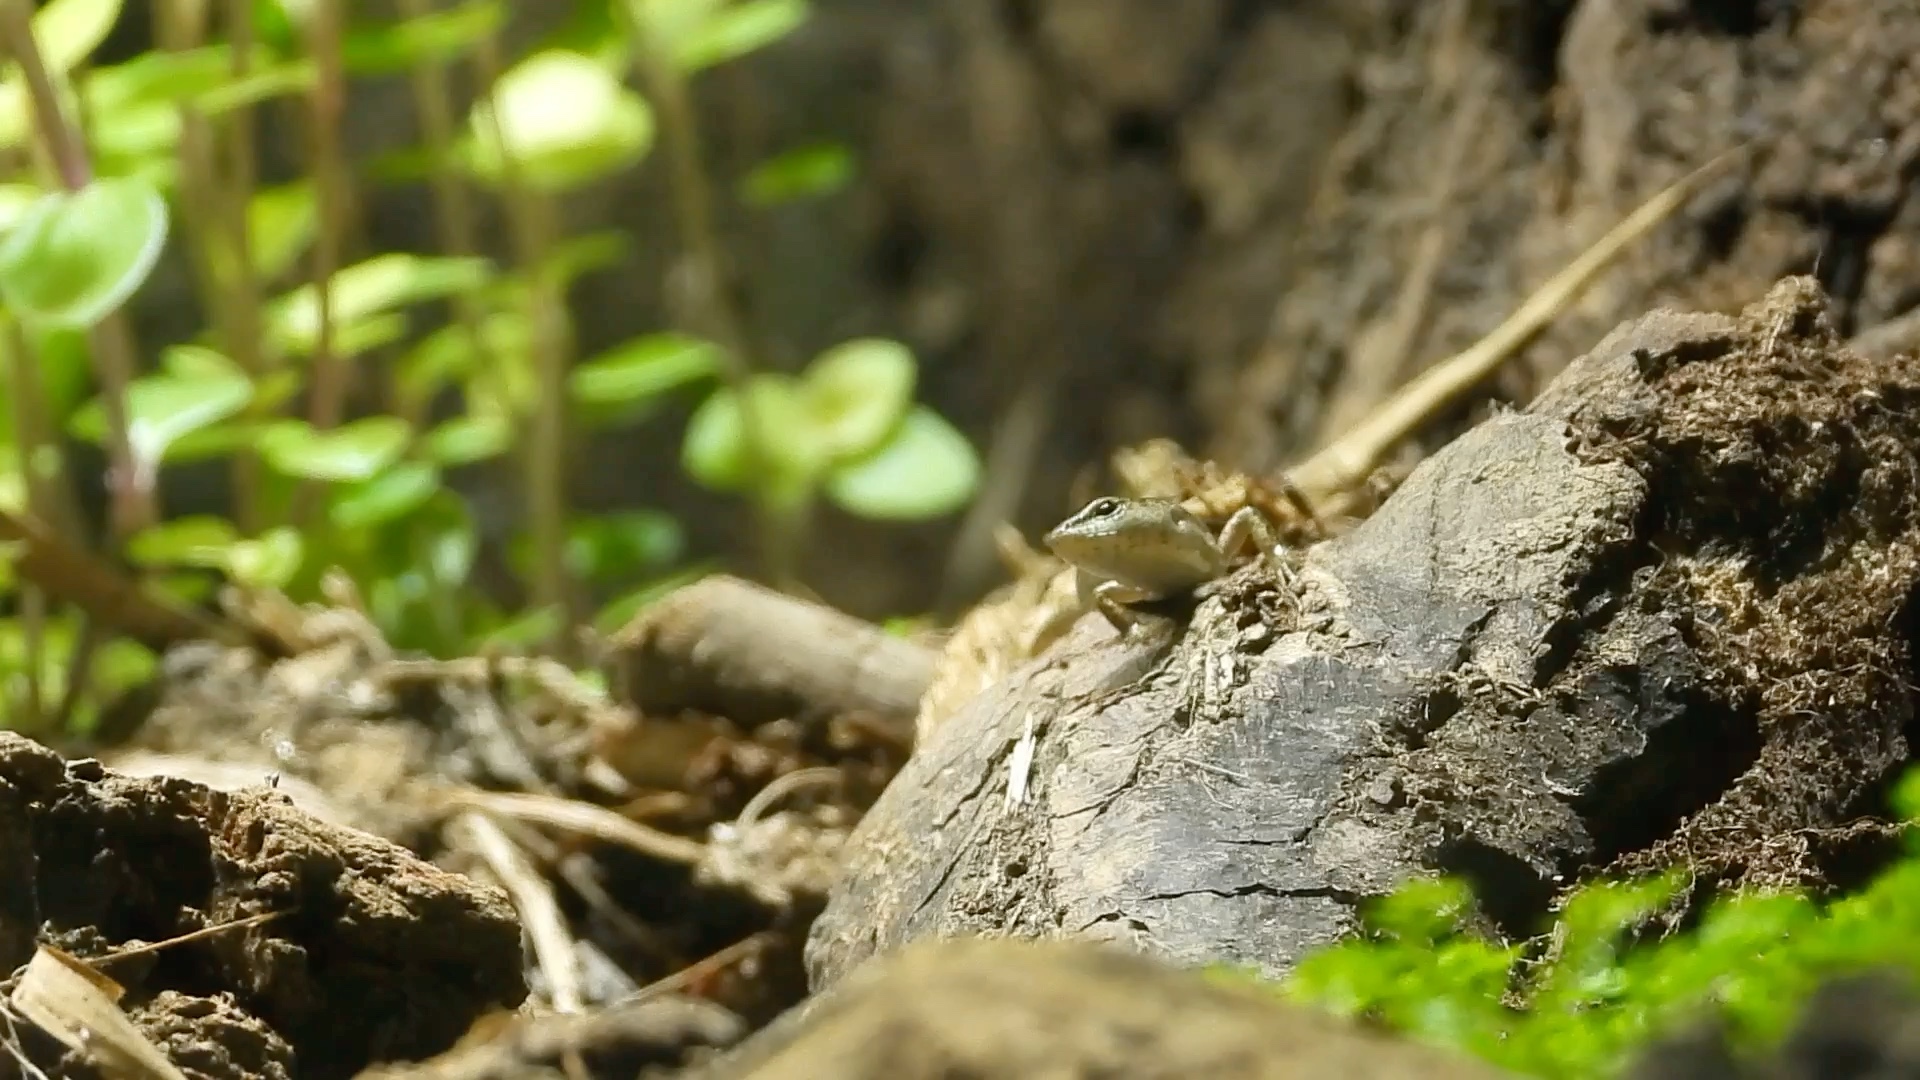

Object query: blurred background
[6,0,1916,679]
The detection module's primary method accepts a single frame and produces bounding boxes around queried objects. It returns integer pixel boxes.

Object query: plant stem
[474,33,573,639]
[3,317,80,537]
[292,0,349,528]
[396,0,494,434]
[618,10,793,586]
[159,0,264,532]
[0,0,153,542]
[221,0,266,530]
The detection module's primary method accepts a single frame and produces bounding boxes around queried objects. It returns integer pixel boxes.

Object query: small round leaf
[741,143,853,207]
[127,515,238,568]
[0,177,169,328]
[801,337,915,462]
[570,333,719,407]
[825,405,979,520]
[682,375,826,493]
[421,414,512,466]
[465,50,654,192]
[68,368,254,477]
[227,526,304,589]
[259,417,412,482]
[330,461,442,529]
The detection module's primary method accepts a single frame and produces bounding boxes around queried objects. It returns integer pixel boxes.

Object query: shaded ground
[27,1,1920,1078]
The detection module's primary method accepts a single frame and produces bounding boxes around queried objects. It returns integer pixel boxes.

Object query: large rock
[808,278,1920,988]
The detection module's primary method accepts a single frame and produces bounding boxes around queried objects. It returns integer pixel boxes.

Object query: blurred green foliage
[1226,768,1920,1078]
[0,0,980,733]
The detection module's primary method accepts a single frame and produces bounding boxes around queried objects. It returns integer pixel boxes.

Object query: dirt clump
[0,733,525,1080]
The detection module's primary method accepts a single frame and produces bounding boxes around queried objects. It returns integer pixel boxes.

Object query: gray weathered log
[806,277,1920,989]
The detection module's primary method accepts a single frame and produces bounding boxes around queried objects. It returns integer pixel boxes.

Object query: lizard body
[1043,497,1277,634]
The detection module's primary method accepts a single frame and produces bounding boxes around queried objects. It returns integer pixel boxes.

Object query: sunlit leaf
[268,253,493,354]
[0,178,169,328]
[161,344,244,380]
[396,312,529,409]
[330,460,442,529]
[464,49,654,192]
[569,333,718,407]
[824,405,979,520]
[681,374,826,494]
[227,526,303,589]
[258,416,412,482]
[479,604,563,650]
[68,369,254,475]
[421,414,513,466]
[0,184,43,231]
[35,0,123,76]
[127,516,239,569]
[197,60,317,115]
[342,0,504,74]
[676,0,809,72]
[740,142,851,206]
[248,182,318,282]
[801,337,914,461]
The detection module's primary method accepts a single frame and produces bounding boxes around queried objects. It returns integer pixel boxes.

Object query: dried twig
[0,510,233,649]
[436,788,708,866]
[448,810,584,1014]
[1288,149,1745,505]
[607,575,935,739]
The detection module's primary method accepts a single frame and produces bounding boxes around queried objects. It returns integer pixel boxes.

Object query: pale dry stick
[1287,149,1745,506]
[89,911,289,967]
[437,788,709,866]
[624,931,774,1007]
[448,810,585,1014]
[1314,0,1483,442]
[736,767,843,828]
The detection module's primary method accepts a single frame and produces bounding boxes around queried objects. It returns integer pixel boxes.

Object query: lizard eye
[1088,497,1119,517]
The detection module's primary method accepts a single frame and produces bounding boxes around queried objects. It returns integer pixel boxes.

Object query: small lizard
[1043,496,1282,635]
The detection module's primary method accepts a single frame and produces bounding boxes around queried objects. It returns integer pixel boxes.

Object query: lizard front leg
[1078,569,1154,635]
[1216,506,1294,590]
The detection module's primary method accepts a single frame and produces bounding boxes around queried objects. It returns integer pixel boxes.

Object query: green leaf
[248,182,318,282]
[740,142,852,206]
[676,0,809,73]
[801,337,915,461]
[681,375,826,494]
[82,45,312,161]
[162,343,244,379]
[268,253,493,355]
[569,333,719,407]
[564,511,684,584]
[421,414,513,466]
[35,0,123,76]
[0,184,43,231]
[259,417,412,482]
[342,1,505,74]
[0,178,169,328]
[127,516,239,569]
[480,604,564,651]
[825,405,979,520]
[396,311,529,410]
[465,50,654,192]
[68,369,254,475]
[330,461,442,529]
[227,526,304,589]
[417,492,478,589]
